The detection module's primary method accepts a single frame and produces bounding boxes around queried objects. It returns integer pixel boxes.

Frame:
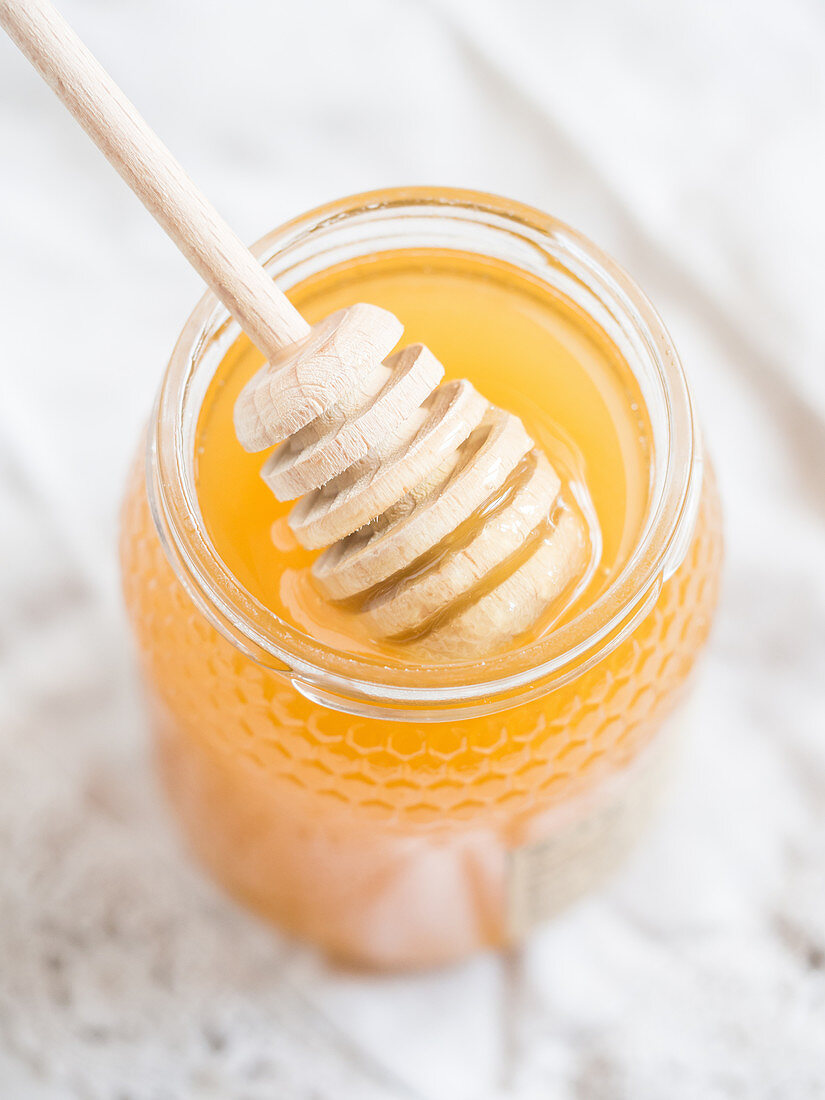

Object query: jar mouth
[149,187,700,719]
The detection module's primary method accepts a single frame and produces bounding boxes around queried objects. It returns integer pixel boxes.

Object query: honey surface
[195,250,651,661]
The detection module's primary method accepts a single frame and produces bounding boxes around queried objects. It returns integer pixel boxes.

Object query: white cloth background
[1,0,824,1096]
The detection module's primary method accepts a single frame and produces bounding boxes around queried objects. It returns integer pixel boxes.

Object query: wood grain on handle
[0,0,311,357]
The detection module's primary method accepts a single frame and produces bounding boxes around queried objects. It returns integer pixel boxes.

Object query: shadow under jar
[120,188,722,970]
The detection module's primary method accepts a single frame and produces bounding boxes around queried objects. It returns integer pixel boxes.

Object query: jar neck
[148,188,700,721]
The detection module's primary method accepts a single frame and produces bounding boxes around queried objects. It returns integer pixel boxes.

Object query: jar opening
[148,188,700,719]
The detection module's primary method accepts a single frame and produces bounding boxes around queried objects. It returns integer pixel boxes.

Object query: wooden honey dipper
[2,0,590,660]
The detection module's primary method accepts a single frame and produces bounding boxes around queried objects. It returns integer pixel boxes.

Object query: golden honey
[196,251,650,659]
[120,191,722,968]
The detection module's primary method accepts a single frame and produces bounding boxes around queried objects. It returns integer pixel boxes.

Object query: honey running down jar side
[119,189,723,968]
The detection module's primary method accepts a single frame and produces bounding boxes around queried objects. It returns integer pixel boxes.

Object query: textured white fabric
[1,0,824,1096]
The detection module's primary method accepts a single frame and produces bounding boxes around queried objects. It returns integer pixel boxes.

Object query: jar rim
[148,187,701,720]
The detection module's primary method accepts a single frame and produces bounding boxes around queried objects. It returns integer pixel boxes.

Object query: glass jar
[120,188,722,969]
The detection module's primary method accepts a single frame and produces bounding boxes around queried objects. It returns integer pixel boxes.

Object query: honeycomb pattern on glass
[121,458,722,834]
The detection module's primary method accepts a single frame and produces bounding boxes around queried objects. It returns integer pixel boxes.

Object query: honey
[195,251,650,660]
[120,191,722,969]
